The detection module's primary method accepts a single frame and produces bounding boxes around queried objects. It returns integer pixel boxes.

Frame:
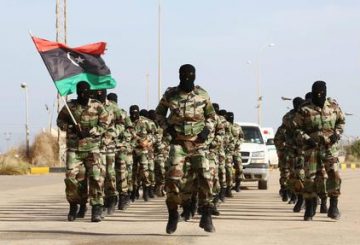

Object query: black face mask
[226,112,234,124]
[179,64,195,93]
[312,81,327,107]
[130,105,140,122]
[77,82,90,106]
[212,103,220,115]
[292,97,304,111]
[96,89,107,103]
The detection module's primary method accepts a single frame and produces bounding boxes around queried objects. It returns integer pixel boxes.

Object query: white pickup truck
[238,122,270,189]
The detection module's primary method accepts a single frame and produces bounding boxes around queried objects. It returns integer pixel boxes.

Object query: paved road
[0,170,359,245]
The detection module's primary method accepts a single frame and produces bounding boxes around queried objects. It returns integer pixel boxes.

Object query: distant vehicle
[261,127,279,168]
[238,122,270,190]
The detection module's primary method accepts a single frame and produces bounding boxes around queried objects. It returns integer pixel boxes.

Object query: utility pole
[20,83,30,157]
[146,73,150,110]
[157,0,162,101]
[56,0,67,164]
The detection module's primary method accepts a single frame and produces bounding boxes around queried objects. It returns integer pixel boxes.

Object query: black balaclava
[212,103,220,115]
[312,81,327,107]
[129,105,140,122]
[107,93,118,104]
[148,109,156,121]
[292,97,304,111]
[179,64,196,93]
[95,89,107,103]
[305,92,312,101]
[226,112,234,124]
[139,109,149,118]
[77,81,91,106]
[218,109,227,117]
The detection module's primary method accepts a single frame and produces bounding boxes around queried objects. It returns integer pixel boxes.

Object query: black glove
[197,127,210,143]
[165,125,177,139]
[75,125,91,139]
[305,138,317,148]
[329,133,340,144]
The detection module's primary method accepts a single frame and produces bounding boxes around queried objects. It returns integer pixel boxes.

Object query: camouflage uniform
[274,124,289,192]
[153,125,169,196]
[293,98,345,200]
[57,99,109,206]
[156,85,215,210]
[224,120,235,191]
[231,123,244,188]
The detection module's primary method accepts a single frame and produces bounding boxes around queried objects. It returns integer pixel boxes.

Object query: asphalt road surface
[0,169,359,245]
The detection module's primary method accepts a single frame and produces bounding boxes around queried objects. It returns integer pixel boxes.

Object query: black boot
[180,200,192,221]
[293,194,303,213]
[311,197,318,217]
[320,197,328,214]
[235,180,241,192]
[91,205,103,222]
[212,195,220,216]
[130,189,137,203]
[149,186,155,198]
[304,199,313,221]
[219,187,226,202]
[288,193,297,204]
[118,193,130,210]
[225,186,233,198]
[76,203,87,218]
[155,184,165,197]
[190,194,198,218]
[199,207,216,232]
[166,203,179,234]
[135,186,140,200]
[143,186,149,202]
[107,195,118,215]
[282,189,289,202]
[67,203,78,221]
[328,197,340,220]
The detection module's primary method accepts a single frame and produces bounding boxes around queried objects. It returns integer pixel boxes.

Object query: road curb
[29,167,49,174]
[340,163,360,170]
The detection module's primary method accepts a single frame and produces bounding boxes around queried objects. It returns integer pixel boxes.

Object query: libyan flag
[31,36,116,96]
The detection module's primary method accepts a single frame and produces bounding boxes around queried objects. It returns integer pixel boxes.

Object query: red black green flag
[31,36,116,96]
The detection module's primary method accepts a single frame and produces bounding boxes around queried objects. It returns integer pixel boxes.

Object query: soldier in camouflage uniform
[129,105,156,202]
[148,109,168,197]
[155,64,216,234]
[57,82,109,222]
[293,81,345,221]
[107,93,134,210]
[274,123,289,198]
[226,112,244,193]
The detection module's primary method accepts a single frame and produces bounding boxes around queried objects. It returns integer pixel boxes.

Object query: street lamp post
[256,43,275,126]
[20,83,30,158]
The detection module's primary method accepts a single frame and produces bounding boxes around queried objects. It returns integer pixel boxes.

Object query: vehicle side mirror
[266,139,273,145]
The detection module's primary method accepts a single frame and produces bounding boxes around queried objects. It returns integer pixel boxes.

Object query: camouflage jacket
[231,123,244,150]
[155,85,215,141]
[209,114,227,151]
[293,98,345,147]
[132,116,156,149]
[274,124,286,152]
[282,109,298,151]
[57,99,109,152]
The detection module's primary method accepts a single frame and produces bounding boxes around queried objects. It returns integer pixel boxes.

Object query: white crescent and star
[66,52,85,67]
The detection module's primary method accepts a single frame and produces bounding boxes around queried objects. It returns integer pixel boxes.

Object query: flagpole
[157,0,162,101]
[60,96,78,126]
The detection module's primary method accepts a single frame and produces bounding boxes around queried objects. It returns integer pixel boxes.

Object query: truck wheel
[258,180,268,190]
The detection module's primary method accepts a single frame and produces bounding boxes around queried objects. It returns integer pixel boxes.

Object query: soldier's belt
[175,121,205,136]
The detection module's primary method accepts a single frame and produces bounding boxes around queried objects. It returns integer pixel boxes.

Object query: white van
[238,122,270,189]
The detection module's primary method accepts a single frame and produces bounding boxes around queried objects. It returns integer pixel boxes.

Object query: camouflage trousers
[165,143,213,209]
[287,152,305,195]
[154,152,166,187]
[233,147,243,182]
[148,151,155,188]
[207,151,220,194]
[101,151,117,198]
[277,151,290,188]
[115,146,133,194]
[133,148,151,189]
[225,152,234,188]
[65,149,105,206]
[302,146,341,199]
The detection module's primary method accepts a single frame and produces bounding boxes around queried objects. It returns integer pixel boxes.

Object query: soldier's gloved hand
[165,125,177,139]
[305,138,317,148]
[329,133,340,144]
[197,127,210,143]
[75,125,90,139]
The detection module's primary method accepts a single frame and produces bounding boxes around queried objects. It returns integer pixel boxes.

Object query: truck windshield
[241,126,264,144]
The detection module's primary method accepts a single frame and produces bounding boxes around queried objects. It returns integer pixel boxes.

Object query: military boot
[304,199,313,221]
[199,207,216,233]
[180,200,192,221]
[76,203,87,218]
[327,197,340,220]
[91,205,103,222]
[118,193,130,210]
[320,197,328,213]
[212,195,220,216]
[190,194,198,218]
[67,203,78,221]
[281,189,289,202]
[107,195,118,215]
[225,186,233,198]
[234,180,241,192]
[288,192,297,204]
[219,187,226,202]
[143,186,149,202]
[149,186,155,198]
[311,197,318,217]
[130,189,137,203]
[155,184,165,197]
[293,194,304,213]
[166,203,179,234]
[135,186,140,200]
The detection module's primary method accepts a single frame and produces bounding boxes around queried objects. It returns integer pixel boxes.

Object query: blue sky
[1,0,359,151]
